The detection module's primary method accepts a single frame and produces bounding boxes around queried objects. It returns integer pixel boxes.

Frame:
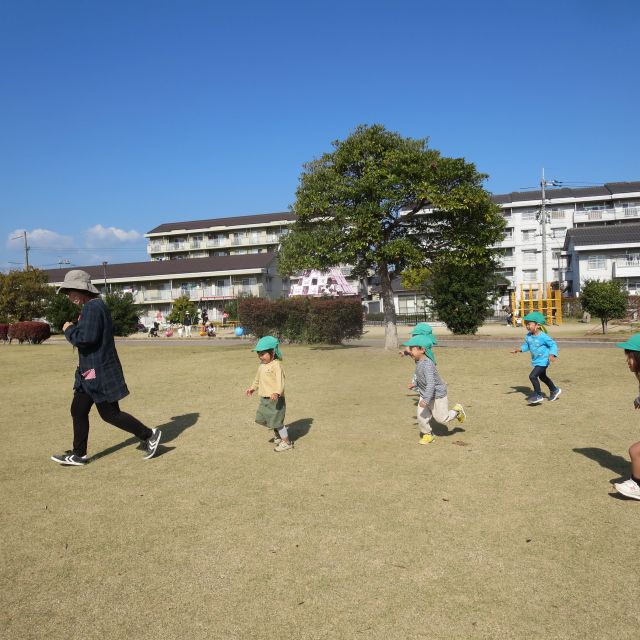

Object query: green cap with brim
[523,311,546,325]
[616,334,640,352]
[403,335,434,349]
[253,335,283,359]
[411,322,438,345]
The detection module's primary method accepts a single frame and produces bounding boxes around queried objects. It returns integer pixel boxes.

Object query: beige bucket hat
[57,269,101,295]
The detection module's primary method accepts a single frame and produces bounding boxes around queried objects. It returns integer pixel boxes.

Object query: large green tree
[278,124,505,349]
[0,268,54,322]
[166,295,199,325]
[104,291,141,336]
[46,292,80,332]
[580,279,629,334]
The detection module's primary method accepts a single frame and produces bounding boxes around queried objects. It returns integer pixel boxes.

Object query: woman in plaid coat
[50,270,162,466]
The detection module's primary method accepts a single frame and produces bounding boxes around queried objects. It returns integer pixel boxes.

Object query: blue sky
[1,0,638,271]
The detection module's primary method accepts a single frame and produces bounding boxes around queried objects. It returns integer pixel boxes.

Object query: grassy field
[1,339,639,639]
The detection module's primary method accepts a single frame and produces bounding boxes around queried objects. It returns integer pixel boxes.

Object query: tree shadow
[90,412,199,462]
[287,418,313,442]
[309,344,370,350]
[573,447,628,483]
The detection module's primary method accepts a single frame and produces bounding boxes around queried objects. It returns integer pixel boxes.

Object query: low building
[563,223,640,295]
[43,253,283,326]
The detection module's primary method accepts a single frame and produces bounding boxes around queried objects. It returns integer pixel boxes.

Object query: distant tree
[0,268,54,322]
[105,291,140,336]
[166,295,199,325]
[580,279,629,334]
[46,292,79,332]
[278,124,505,349]
[427,260,500,334]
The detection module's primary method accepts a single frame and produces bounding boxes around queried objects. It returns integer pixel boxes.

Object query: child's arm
[418,360,436,408]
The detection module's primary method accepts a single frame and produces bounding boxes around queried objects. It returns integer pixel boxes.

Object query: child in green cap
[613,334,640,500]
[400,323,437,391]
[511,311,560,405]
[402,335,465,445]
[245,336,292,452]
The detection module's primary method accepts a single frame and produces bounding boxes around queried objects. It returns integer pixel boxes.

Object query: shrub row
[238,297,363,344]
[0,323,8,342]
[6,321,51,344]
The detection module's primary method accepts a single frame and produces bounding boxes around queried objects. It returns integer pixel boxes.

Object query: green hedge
[239,297,363,344]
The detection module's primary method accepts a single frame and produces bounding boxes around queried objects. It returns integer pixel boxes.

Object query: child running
[245,336,292,452]
[613,334,640,500]
[401,323,437,390]
[511,311,561,405]
[403,335,466,444]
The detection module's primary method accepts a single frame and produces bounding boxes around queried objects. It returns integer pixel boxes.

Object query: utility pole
[11,231,30,269]
[102,261,108,294]
[539,169,562,291]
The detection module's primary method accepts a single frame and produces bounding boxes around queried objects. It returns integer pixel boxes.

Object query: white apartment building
[492,181,640,302]
[563,224,640,295]
[145,212,295,260]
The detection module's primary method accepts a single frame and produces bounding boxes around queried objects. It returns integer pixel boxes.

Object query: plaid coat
[64,298,130,403]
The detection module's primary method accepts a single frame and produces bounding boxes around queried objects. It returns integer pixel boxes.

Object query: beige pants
[417,396,457,435]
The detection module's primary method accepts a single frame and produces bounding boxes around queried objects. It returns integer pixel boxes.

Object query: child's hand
[549,355,556,362]
[63,322,74,331]
[270,393,279,401]
[418,399,427,408]
[634,396,640,410]
[510,348,520,354]
[245,388,254,397]
[408,382,416,390]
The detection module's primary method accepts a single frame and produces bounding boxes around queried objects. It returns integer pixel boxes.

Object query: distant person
[183,312,192,337]
[510,311,561,405]
[245,336,292,451]
[613,334,640,500]
[50,270,161,466]
[402,334,465,445]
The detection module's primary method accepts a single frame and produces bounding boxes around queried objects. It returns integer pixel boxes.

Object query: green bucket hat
[411,322,438,345]
[523,311,546,325]
[253,335,282,360]
[402,335,436,363]
[616,334,640,352]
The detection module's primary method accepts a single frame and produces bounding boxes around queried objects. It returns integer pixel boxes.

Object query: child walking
[401,323,437,390]
[403,335,466,445]
[511,311,561,405]
[245,336,292,452]
[613,334,640,500]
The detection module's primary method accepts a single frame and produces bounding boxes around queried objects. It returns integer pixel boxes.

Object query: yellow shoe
[419,433,435,445]
[453,403,466,423]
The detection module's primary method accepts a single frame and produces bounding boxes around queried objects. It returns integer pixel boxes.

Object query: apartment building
[563,224,640,295]
[492,181,640,302]
[43,254,283,326]
[145,212,295,260]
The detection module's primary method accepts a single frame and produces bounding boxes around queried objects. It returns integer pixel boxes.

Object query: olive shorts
[255,396,286,429]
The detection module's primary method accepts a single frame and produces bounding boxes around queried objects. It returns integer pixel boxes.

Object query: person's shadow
[90,412,199,462]
[508,385,533,398]
[573,447,629,491]
[287,418,313,442]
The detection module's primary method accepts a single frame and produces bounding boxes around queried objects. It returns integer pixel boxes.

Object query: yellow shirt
[251,360,285,397]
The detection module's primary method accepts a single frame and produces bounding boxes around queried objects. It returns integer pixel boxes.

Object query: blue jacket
[521,331,558,367]
[64,298,129,403]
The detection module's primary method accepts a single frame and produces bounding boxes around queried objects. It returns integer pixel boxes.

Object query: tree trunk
[602,318,607,334]
[379,266,398,350]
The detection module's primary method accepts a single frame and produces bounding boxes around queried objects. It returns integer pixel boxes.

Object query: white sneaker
[614,479,640,500]
[274,441,293,452]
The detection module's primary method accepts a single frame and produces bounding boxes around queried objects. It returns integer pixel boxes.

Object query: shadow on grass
[573,447,628,483]
[288,418,313,442]
[90,412,199,462]
[309,344,370,350]
[431,423,465,437]
[508,385,532,397]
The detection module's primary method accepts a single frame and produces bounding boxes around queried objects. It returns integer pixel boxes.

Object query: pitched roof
[147,211,296,234]
[42,253,277,283]
[492,181,640,205]
[563,223,640,249]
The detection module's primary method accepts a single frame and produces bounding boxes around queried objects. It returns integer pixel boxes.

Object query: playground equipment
[510,283,562,326]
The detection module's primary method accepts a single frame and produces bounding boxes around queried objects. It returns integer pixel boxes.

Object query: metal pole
[102,261,108,293]
[24,231,29,269]
[540,169,547,291]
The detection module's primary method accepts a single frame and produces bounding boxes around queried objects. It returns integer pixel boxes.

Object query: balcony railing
[574,206,640,223]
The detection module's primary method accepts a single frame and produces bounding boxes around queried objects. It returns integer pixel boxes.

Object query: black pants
[529,366,556,395]
[71,391,152,456]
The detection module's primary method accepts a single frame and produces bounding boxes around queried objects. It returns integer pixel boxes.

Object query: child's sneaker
[527,394,544,405]
[419,433,435,445]
[51,452,88,466]
[274,440,292,452]
[272,436,282,445]
[453,403,466,423]
[614,479,640,500]
[549,388,562,402]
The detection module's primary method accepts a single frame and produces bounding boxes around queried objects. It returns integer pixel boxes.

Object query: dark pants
[529,366,557,395]
[71,391,152,456]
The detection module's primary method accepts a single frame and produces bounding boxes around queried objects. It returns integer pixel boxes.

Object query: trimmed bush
[238,297,363,344]
[8,321,51,344]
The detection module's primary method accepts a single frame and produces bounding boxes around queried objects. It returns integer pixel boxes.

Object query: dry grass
[1,340,639,639]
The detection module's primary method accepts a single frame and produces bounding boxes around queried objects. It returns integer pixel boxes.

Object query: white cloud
[84,224,143,247]
[6,228,74,249]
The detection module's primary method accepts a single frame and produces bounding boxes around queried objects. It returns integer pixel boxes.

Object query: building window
[522,250,537,263]
[521,209,537,221]
[588,256,606,270]
[504,228,514,240]
[522,269,538,282]
[522,229,537,242]
[550,209,566,220]
[551,227,567,239]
